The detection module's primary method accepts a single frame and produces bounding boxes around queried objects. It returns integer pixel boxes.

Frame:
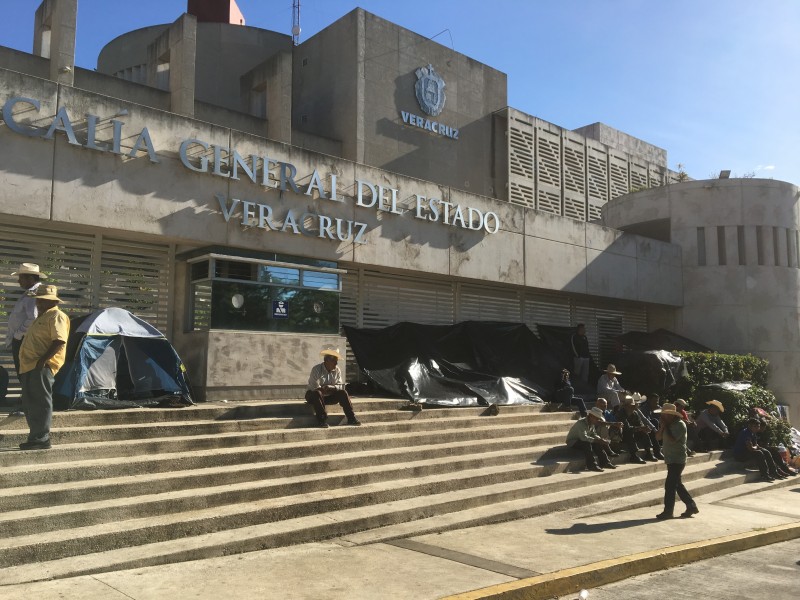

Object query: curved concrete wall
[604,179,800,424]
[97,22,291,112]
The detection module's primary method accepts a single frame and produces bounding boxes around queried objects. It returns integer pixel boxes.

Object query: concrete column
[33,0,77,86]
[147,14,197,117]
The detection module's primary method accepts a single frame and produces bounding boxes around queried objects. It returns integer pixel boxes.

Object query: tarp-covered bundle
[54,308,193,410]
[609,350,687,394]
[616,328,712,353]
[343,321,566,407]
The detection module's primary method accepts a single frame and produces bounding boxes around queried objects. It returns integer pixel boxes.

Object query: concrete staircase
[0,399,765,585]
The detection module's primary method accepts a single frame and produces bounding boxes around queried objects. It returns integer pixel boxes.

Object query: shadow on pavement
[545,518,654,535]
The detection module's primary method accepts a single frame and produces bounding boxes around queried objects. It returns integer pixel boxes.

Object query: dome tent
[54,308,193,410]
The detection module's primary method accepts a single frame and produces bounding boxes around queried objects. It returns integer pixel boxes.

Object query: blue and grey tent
[54,307,193,410]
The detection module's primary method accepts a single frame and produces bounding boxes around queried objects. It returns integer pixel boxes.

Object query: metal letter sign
[415,64,446,117]
[272,300,288,319]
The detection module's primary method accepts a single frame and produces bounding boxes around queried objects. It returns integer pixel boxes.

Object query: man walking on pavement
[17,285,70,450]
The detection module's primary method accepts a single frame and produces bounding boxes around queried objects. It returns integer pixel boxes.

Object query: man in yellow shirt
[18,285,70,450]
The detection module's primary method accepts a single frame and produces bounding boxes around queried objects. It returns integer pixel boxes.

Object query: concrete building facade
[0,0,795,423]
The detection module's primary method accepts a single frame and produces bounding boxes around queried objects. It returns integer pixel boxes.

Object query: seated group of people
[564,377,799,479]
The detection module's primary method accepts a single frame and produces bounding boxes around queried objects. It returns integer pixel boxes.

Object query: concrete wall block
[525,209,586,246]
[636,261,682,306]
[743,266,800,309]
[585,248,637,299]
[585,224,637,257]
[679,305,749,354]
[525,236,587,294]
[0,70,58,219]
[746,306,800,352]
[205,331,347,390]
[450,230,524,285]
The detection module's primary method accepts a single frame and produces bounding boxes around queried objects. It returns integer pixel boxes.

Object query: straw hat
[674,398,688,407]
[587,407,606,422]
[706,399,725,413]
[320,345,342,360]
[11,263,47,279]
[621,395,636,406]
[631,392,647,404]
[660,403,682,417]
[604,364,621,375]
[34,284,62,303]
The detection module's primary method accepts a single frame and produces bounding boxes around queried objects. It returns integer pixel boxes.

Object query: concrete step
[0,399,546,429]
[0,407,560,444]
[0,454,746,584]
[0,453,723,567]
[0,440,577,511]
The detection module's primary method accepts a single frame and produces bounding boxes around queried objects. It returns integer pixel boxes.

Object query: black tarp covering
[343,321,568,406]
[608,350,687,393]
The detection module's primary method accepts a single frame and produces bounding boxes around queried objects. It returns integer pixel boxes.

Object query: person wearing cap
[570,323,591,383]
[655,403,699,519]
[733,418,786,482]
[695,399,729,450]
[305,346,361,428]
[17,285,70,450]
[5,263,46,376]
[619,394,658,463]
[597,364,626,408]
[553,368,587,417]
[565,406,617,472]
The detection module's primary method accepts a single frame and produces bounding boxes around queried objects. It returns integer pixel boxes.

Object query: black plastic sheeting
[344,322,691,406]
[344,322,571,406]
[608,349,687,393]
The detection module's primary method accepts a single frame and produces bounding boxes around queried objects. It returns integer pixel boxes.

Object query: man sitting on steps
[305,346,361,428]
[565,407,617,472]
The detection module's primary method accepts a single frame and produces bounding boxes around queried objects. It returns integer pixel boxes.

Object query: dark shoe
[760,474,775,482]
[653,451,665,460]
[600,462,617,470]
[630,454,646,464]
[680,506,700,518]
[686,450,696,457]
[773,472,788,480]
[346,417,362,426]
[19,440,51,450]
[607,450,620,457]
[587,465,604,472]
[655,512,674,520]
[643,451,658,462]
[317,418,329,429]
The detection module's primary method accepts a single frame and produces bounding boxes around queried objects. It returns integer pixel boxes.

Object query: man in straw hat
[565,406,618,472]
[655,403,699,519]
[596,364,626,408]
[5,263,46,376]
[695,399,729,451]
[17,285,70,450]
[305,345,361,428]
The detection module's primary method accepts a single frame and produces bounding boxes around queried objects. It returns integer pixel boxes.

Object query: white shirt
[4,282,40,349]
[307,363,343,391]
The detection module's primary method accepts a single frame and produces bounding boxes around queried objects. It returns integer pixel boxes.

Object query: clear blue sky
[2,0,798,184]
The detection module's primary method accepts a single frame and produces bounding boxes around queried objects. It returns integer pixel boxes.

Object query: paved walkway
[2,476,798,599]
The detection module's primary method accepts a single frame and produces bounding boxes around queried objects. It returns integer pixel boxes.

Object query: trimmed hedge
[666,351,790,448]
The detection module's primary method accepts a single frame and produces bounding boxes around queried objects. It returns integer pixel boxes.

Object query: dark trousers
[664,462,695,514]
[305,389,355,421]
[554,385,587,417]
[571,440,610,469]
[20,367,54,443]
[11,337,23,376]
[623,428,652,456]
[697,428,725,450]
[648,431,663,456]
[735,448,779,478]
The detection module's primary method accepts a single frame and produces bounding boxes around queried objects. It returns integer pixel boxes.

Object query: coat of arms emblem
[415,64,446,117]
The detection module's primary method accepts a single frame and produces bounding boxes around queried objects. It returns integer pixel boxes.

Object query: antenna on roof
[292,0,301,46]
